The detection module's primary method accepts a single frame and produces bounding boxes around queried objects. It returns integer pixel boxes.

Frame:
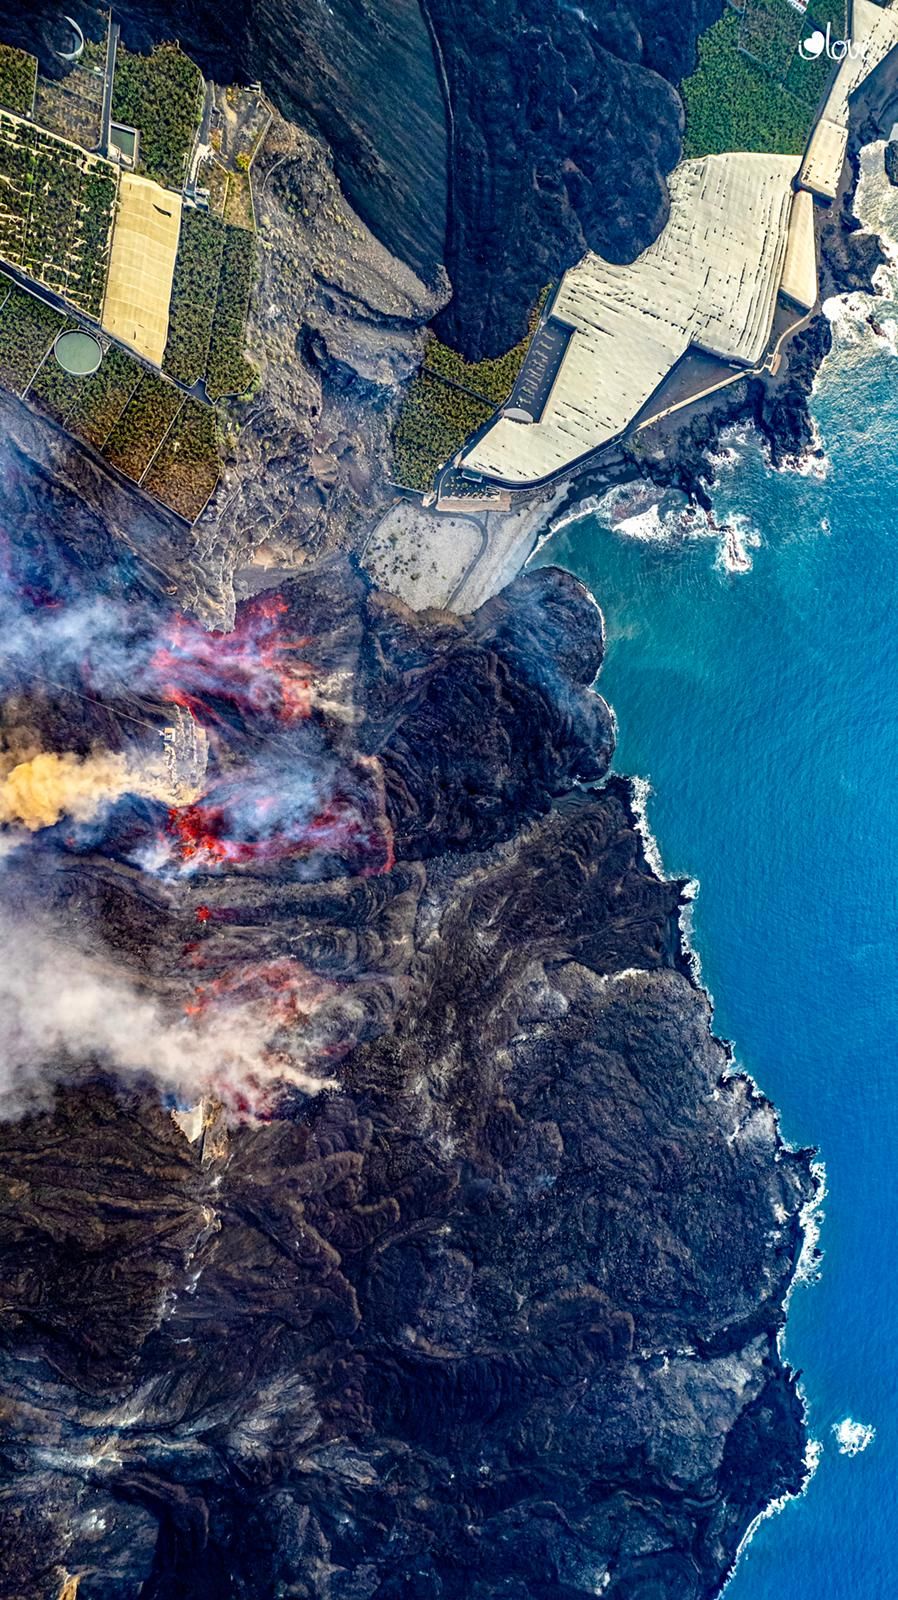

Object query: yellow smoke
[0,749,187,832]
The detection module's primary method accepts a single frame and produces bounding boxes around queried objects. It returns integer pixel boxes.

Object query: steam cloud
[0,749,179,831]
[0,917,337,1122]
[0,561,366,1119]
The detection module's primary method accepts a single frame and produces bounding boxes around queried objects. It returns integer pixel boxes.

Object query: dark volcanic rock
[426,0,725,355]
[0,529,814,1600]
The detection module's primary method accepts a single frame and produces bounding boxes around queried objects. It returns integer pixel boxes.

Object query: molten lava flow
[185,957,329,1027]
[148,592,315,726]
[164,792,378,871]
[178,957,339,1119]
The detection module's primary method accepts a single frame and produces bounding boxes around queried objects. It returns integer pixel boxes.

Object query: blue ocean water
[531,154,898,1598]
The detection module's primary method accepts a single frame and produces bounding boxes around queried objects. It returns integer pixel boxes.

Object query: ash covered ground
[0,478,815,1599]
[0,3,826,1594]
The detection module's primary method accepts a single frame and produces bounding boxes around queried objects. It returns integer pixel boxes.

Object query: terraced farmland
[0,112,116,317]
[0,270,219,520]
[163,210,258,400]
[111,43,203,191]
[0,43,36,117]
[0,280,64,392]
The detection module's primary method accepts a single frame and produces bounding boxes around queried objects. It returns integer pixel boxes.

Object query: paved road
[100,20,119,157]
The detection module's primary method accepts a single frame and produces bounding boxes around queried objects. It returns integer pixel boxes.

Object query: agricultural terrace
[391,374,492,492]
[390,290,548,491]
[0,279,64,392]
[164,209,258,399]
[34,35,106,150]
[681,1,847,158]
[0,110,115,317]
[0,270,219,520]
[111,43,203,190]
[0,43,36,116]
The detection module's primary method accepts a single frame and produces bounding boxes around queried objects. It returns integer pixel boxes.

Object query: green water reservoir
[54,329,103,376]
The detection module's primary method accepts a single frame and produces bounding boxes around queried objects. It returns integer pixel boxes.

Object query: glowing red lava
[150,592,315,724]
[165,795,375,870]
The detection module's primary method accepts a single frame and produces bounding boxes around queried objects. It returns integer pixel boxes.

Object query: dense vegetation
[205,225,258,400]
[111,43,203,190]
[739,0,804,79]
[163,209,225,384]
[163,212,257,399]
[29,340,138,443]
[390,372,492,491]
[423,287,550,404]
[680,10,816,157]
[103,369,183,480]
[0,116,116,316]
[68,167,117,318]
[33,53,104,149]
[0,261,219,519]
[143,398,220,519]
[0,280,63,393]
[0,43,35,117]
[391,287,550,490]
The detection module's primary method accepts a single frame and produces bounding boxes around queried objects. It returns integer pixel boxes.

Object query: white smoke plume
[0,918,337,1122]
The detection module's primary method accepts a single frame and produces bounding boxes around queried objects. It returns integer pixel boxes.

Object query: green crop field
[423,288,550,405]
[740,0,804,80]
[0,43,36,117]
[205,226,258,400]
[0,281,64,393]
[25,320,220,520]
[0,113,116,316]
[164,211,258,400]
[391,372,492,492]
[111,43,203,190]
[102,369,183,481]
[142,398,220,520]
[391,287,550,491]
[681,9,816,157]
[29,339,138,442]
[163,208,225,385]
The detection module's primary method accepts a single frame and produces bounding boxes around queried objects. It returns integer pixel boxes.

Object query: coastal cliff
[0,508,815,1598]
[424,0,723,355]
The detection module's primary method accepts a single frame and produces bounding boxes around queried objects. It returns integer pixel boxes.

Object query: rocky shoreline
[0,539,818,1599]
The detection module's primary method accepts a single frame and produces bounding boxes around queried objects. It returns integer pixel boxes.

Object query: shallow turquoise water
[532,296,898,1594]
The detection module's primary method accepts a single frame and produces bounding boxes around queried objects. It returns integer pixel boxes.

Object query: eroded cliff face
[0,520,813,1600]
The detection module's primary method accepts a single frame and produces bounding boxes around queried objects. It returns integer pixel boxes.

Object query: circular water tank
[54,329,103,376]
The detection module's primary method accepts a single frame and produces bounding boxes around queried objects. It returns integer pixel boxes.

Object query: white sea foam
[773,418,832,481]
[615,504,667,541]
[821,141,898,368]
[628,776,666,881]
[833,1417,876,1456]
[678,888,703,985]
[793,1157,828,1289]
